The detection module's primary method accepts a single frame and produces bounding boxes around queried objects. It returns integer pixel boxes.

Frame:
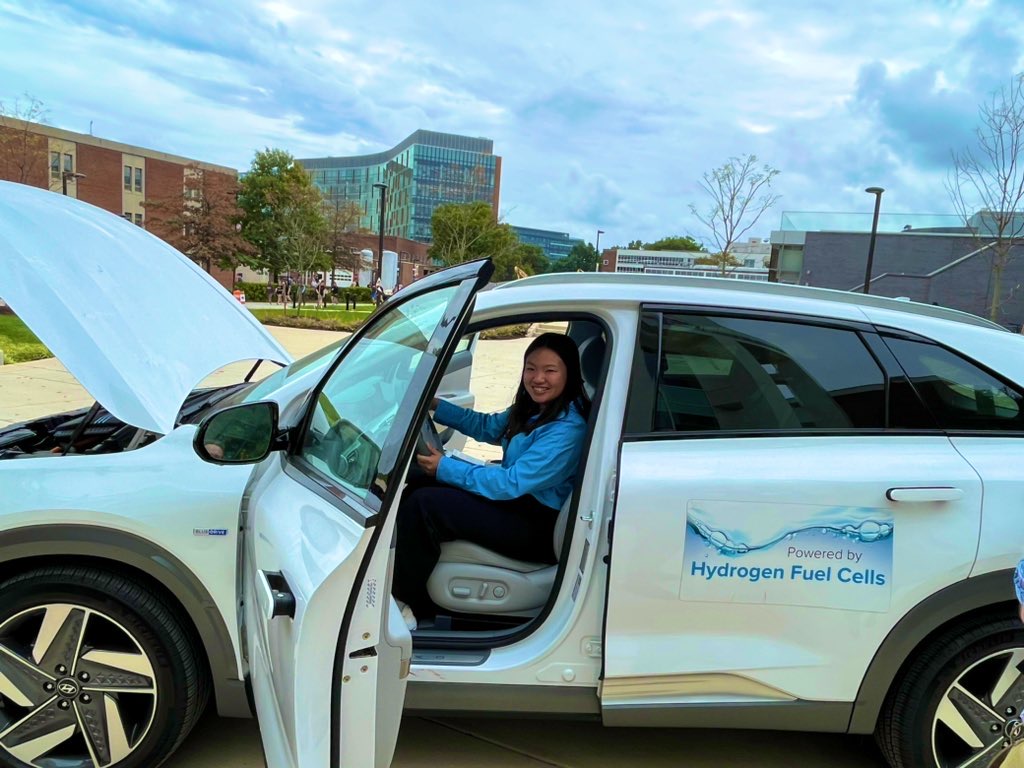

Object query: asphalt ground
[1,325,892,768]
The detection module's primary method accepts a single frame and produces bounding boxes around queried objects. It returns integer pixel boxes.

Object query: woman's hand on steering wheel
[416,445,443,477]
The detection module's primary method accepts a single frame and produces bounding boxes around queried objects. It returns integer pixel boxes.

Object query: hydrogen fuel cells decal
[680,499,893,612]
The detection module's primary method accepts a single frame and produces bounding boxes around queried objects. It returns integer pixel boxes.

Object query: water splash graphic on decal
[687,506,893,558]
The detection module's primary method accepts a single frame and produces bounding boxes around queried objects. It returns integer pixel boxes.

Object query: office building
[299,130,501,243]
[599,248,769,281]
[769,211,1024,327]
[0,118,239,289]
[510,226,582,261]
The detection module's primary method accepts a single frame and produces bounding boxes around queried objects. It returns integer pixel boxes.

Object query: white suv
[2,182,1023,768]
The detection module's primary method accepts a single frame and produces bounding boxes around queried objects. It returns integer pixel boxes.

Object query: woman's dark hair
[504,333,592,439]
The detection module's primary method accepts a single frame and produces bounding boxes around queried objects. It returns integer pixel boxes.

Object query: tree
[694,252,743,273]
[323,199,370,284]
[279,215,331,313]
[627,239,644,249]
[947,74,1024,321]
[144,164,254,274]
[493,243,550,281]
[427,201,521,267]
[0,94,48,186]
[689,154,780,276]
[550,241,598,272]
[238,148,326,278]
[646,235,703,252]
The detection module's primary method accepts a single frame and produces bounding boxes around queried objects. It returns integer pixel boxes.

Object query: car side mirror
[194,401,282,465]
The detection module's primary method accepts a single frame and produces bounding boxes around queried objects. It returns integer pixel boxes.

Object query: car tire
[876,609,1024,768]
[0,566,209,768]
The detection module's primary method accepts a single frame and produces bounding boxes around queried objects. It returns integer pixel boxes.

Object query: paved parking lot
[2,325,890,768]
[169,709,888,767]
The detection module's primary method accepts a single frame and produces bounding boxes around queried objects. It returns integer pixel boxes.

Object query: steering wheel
[415,415,444,457]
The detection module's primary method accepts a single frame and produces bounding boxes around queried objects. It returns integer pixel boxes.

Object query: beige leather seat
[427,497,573,615]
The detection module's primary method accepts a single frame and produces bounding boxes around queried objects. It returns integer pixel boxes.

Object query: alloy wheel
[0,603,157,768]
[932,647,1024,768]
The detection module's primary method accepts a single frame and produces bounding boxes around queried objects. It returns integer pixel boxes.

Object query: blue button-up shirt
[1015,559,1024,604]
[434,399,587,510]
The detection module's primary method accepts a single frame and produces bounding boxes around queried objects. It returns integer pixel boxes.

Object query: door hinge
[582,637,603,658]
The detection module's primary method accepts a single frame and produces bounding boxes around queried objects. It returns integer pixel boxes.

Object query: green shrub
[480,324,531,340]
[235,281,268,302]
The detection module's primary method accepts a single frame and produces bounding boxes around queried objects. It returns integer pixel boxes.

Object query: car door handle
[886,487,964,503]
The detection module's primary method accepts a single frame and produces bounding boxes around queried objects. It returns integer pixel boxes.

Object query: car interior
[407,316,608,643]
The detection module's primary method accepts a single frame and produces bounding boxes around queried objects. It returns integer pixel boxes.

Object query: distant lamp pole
[862,187,884,294]
[372,182,388,277]
[595,229,605,272]
[61,171,86,196]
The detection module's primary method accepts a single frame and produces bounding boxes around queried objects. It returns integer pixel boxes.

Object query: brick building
[0,118,239,290]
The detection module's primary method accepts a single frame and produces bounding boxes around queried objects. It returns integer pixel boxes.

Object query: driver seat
[427,496,573,615]
[426,327,605,616]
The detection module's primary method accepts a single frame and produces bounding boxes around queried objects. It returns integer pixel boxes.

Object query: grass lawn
[249,305,376,331]
[0,314,51,364]
[251,305,373,322]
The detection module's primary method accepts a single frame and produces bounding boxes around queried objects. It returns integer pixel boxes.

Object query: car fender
[849,568,1015,734]
[0,523,250,718]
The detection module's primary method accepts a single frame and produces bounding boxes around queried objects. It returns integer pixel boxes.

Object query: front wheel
[0,567,208,768]
[877,611,1024,768]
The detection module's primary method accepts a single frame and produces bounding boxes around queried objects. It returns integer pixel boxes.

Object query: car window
[298,286,458,501]
[635,313,886,433]
[885,337,1024,431]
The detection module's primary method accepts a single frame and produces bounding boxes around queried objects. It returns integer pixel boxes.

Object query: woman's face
[523,347,567,408]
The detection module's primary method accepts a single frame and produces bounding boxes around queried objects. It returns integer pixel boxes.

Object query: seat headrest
[578,334,606,399]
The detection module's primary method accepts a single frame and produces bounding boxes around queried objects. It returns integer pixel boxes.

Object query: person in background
[392,333,591,629]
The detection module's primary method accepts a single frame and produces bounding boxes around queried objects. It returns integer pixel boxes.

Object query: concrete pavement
[1,324,889,767]
[168,709,887,767]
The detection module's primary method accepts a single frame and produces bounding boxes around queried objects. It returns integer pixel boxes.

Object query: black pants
[392,483,559,617]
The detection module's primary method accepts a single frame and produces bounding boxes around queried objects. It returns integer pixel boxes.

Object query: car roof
[489,272,1004,332]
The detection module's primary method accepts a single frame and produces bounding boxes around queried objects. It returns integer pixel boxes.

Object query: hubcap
[932,647,1024,767]
[0,603,157,767]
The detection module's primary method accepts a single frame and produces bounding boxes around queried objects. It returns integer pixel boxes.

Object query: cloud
[2,0,1024,246]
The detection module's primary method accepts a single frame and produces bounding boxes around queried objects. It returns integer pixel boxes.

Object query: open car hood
[0,181,292,434]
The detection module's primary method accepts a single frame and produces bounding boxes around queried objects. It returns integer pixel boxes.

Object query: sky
[2,0,1023,248]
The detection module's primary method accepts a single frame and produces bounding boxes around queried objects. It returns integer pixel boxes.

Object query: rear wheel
[0,567,208,768]
[877,611,1024,768]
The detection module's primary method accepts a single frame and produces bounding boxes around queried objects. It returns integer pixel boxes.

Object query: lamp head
[865,186,884,195]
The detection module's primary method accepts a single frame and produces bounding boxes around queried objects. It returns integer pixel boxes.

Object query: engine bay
[0,383,250,459]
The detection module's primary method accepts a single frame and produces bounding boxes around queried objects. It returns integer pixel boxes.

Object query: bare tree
[280,214,330,314]
[0,94,48,186]
[323,199,370,284]
[947,74,1024,322]
[689,154,780,276]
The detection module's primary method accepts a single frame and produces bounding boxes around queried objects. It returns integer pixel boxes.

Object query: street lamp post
[595,229,605,272]
[61,171,86,196]
[372,182,388,279]
[862,187,884,294]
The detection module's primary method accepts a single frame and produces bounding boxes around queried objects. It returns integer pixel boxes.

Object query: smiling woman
[0,315,51,364]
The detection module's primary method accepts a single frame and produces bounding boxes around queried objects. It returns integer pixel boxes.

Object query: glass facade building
[510,226,583,261]
[299,131,501,243]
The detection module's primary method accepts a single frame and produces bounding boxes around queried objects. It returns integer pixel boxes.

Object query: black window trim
[877,329,1024,438]
[623,305,908,441]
